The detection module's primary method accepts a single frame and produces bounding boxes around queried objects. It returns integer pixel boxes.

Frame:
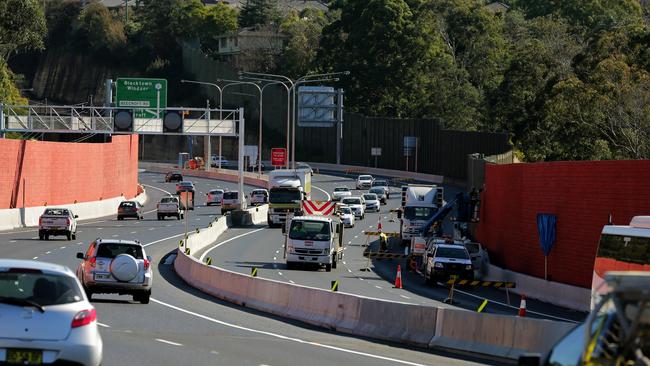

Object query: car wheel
[180,213,184,219]
[137,290,151,304]
[72,232,77,240]
[38,231,44,240]
[325,263,332,272]
[157,215,162,220]
[117,216,123,221]
[177,214,181,220]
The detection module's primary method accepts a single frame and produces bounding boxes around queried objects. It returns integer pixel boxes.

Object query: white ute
[341,196,365,219]
[157,196,184,220]
[39,208,78,241]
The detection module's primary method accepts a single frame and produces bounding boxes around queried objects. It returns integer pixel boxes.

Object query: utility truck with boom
[267,169,311,227]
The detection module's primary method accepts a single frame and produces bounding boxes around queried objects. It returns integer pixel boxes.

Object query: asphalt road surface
[0,171,498,366]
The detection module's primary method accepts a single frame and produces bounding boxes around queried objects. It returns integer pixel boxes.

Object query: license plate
[94,273,112,280]
[7,349,42,365]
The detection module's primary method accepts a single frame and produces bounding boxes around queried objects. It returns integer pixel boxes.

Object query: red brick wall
[0,135,138,209]
[475,160,650,288]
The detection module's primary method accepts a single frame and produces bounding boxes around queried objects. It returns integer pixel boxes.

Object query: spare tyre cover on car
[110,254,139,282]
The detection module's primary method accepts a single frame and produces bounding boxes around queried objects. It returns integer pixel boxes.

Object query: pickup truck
[39,208,78,241]
[157,196,184,220]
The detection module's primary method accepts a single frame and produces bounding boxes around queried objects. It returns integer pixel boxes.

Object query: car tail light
[39,217,43,226]
[89,257,96,268]
[144,258,150,270]
[66,218,70,225]
[71,309,96,328]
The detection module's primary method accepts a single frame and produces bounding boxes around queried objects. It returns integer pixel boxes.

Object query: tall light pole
[216,79,263,176]
[240,72,293,168]
[181,79,224,169]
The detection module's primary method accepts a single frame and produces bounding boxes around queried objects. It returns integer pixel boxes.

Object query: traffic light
[113,109,133,132]
[163,110,183,133]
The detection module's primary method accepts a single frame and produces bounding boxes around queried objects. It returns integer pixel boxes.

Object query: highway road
[201,172,587,323]
[0,171,496,366]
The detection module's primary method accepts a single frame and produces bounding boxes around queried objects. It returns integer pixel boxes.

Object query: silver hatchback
[76,239,153,304]
[0,259,103,366]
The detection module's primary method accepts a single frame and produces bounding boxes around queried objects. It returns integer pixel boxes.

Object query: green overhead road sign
[115,78,167,118]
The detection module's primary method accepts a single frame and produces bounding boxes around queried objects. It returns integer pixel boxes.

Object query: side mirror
[517,353,541,366]
[74,215,79,219]
[76,252,84,259]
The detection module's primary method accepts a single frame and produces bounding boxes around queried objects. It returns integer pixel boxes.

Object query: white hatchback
[206,189,224,206]
[0,259,103,366]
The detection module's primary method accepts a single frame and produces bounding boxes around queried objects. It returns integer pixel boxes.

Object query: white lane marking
[312,185,331,201]
[32,256,38,260]
[149,228,155,231]
[142,232,186,247]
[112,235,119,237]
[31,237,38,240]
[155,338,184,347]
[375,286,382,289]
[10,240,16,243]
[77,231,83,233]
[342,261,346,265]
[97,228,103,230]
[198,228,266,261]
[130,231,137,234]
[359,278,364,281]
[46,251,51,254]
[289,280,295,284]
[123,330,132,333]
[210,351,219,355]
[347,241,351,244]
[347,269,352,273]
[77,242,83,245]
[151,298,431,366]
[60,246,66,249]
[278,272,283,276]
[97,322,111,328]
[400,295,411,300]
[273,257,277,261]
[196,219,201,221]
[275,250,279,254]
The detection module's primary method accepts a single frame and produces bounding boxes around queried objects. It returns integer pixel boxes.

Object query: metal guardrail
[0,104,240,136]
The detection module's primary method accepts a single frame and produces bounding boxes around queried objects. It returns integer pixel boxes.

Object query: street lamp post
[240,72,293,169]
[181,80,223,170]
[216,79,263,176]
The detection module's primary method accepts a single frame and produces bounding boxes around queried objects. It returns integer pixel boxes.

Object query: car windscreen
[363,194,377,200]
[119,202,135,207]
[223,192,238,199]
[160,197,177,203]
[334,188,349,192]
[340,208,352,214]
[289,220,331,241]
[342,198,361,205]
[359,176,372,180]
[43,209,68,216]
[269,190,301,203]
[436,247,470,260]
[252,190,267,196]
[0,270,83,306]
[404,206,436,220]
[96,244,144,259]
[369,188,383,195]
[209,190,223,195]
[372,180,387,186]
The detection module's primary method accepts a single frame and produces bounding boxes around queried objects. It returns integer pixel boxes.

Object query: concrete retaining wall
[307,162,444,184]
[0,188,147,231]
[175,215,574,361]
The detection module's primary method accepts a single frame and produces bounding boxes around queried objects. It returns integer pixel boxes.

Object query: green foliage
[279,9,330,78]
[197,4,239,57]
[75,2,126,52]
[0,0,46,58]
[0,58,28,105]
[239,0,281,27]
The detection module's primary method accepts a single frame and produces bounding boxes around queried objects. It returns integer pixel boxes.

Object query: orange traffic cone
[394,265,403,289]
[518,294,526,317]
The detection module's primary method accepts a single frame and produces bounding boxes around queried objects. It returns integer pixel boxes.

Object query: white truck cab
[283,215,344,272]
[400,184,444,244]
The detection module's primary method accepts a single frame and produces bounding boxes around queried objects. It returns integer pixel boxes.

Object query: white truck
[39,208,78,240]
[400,184,444,244]
[157,196,184,220]
[267,169,311,227]
[283,215,344,271]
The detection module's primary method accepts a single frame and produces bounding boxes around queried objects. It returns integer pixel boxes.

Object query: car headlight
[434,262,444,268]
[287,245,294,252]
[465,265,473,270]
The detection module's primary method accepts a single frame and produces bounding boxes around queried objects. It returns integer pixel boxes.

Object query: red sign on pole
[271,148,287,167]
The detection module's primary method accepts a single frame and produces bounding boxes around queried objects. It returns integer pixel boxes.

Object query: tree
[197,3,239,57]
[138,0,204,56]
[279,8,330,77]
[239,0,281,28]
[0,58,28,105]
[0,0,46,59]
[76,2,126,52]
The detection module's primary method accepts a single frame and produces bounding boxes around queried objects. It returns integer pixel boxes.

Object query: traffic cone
[518,294,526,317]
[377,221,382,233]
[394,265,403,289]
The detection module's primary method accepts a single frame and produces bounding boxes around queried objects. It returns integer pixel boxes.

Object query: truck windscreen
[404,206,436,220]
[270,189,301,203]
[289,221,330,241]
